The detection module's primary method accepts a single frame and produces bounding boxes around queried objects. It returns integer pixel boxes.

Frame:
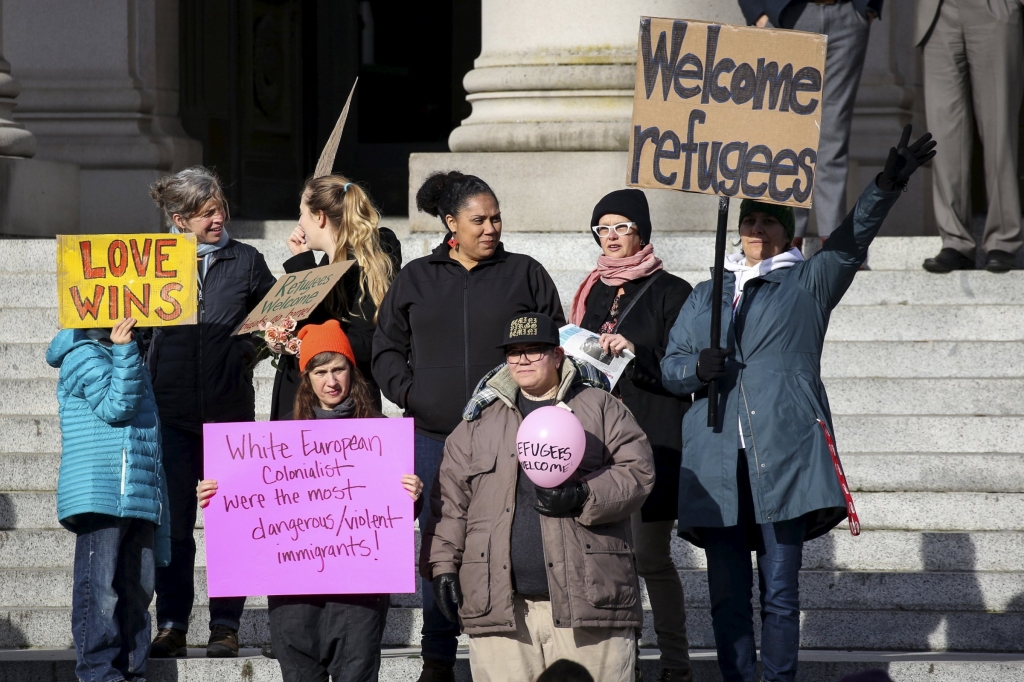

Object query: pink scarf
[569,243,664,325]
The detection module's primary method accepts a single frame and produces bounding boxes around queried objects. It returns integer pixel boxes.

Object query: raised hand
[878,124,937,192]
[110,317,137,345]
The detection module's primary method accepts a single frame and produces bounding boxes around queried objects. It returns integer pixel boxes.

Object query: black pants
[269,594,389,682]
[155,422,246,631]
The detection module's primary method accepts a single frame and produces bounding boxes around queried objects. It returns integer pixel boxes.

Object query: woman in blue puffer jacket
[46,317,170,682]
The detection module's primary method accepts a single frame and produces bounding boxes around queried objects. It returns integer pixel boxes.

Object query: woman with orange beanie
[198,320,422,682]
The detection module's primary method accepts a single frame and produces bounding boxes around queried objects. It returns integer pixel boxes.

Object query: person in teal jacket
[661,126,936,682]
[46,317,170,682]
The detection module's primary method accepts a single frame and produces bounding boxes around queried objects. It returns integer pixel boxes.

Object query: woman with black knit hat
[569,188,694,682]
[372,170,564,682]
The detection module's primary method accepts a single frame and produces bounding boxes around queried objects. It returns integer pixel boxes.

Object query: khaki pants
[468,596,636,682]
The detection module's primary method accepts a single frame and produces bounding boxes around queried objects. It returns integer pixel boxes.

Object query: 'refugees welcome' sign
[628,18,827,207]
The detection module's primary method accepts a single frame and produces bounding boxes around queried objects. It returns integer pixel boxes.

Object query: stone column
[0,2,78,236]
[409,0,745,233]
[3,0,201,233]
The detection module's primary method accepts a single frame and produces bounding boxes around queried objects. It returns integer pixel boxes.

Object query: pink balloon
[516,406,587,488]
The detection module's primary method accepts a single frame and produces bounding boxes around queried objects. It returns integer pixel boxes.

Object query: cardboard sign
[202,418,416,597]
[628,18,826,207]
[233,259,354,335]
[56,234,197,328]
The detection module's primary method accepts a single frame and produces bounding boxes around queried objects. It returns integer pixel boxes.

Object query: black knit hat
[738,199,796,242]
[590,189,652,246]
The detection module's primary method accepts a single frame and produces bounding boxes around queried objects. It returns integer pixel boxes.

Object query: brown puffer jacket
[424,359,655,635]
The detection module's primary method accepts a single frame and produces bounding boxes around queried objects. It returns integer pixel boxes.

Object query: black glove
[433,572,463,623]
[696,347,728,383]
[534,480,590,517]
[877,124,937,192]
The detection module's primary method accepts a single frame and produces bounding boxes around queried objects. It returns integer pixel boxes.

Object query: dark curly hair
[415,171,498,228]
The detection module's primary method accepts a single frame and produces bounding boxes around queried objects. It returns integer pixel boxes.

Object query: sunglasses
[591,222,636,238]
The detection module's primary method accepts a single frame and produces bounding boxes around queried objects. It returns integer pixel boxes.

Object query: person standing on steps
[372,171,565,682]
[46,317,170,682]
[661,126,935,682]
[196,320,424,682]
[740,0,883,252]
[917,0,1023,274]
[570,189,694,682]
[146,167,277,659]
[268,174,401,419]
[426,313,654,682]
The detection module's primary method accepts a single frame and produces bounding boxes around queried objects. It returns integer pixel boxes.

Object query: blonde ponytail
[302,175,395,322]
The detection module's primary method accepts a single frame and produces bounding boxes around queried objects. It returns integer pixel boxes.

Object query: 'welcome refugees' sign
[628,18,827,207]
[202,418,415,597]
[233,259,354,335]
[56,234,197,328]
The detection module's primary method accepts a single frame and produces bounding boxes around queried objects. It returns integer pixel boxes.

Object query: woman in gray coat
[661,126,935,682]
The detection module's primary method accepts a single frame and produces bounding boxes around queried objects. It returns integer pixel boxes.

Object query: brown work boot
[206,624,239,658]
[416,657,455,682]
[149,627,187,658]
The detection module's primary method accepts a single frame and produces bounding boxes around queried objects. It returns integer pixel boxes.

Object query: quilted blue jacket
[46,330,170,566]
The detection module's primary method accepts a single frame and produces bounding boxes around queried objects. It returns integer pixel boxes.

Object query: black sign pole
[707,196,730,428]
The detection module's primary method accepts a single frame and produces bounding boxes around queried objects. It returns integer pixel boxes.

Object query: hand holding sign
[516,406,586,488]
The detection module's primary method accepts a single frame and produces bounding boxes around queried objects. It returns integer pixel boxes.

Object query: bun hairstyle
[302,175,395,323]
[415,171,498,228]
[150,166,229,230]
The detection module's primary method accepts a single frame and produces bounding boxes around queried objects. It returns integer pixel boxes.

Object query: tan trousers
[924,0,1024,256]
[468,596,636,682]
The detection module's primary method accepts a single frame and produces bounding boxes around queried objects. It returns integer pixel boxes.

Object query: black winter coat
[148,239,277,432]
[372,240,565,440]
[578,271,693,522]
[268,228,402,420]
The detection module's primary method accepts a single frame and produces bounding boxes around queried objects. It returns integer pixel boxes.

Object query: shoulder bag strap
[612,270,663,333]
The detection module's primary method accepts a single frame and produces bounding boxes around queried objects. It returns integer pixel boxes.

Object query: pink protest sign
[202,418,415,597]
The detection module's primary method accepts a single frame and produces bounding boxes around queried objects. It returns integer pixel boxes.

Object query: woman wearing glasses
[569,188,694,682]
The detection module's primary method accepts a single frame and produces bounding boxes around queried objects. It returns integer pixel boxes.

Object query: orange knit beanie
[296,319,356,371]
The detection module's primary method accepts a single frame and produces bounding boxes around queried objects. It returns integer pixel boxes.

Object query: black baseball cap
[498,313,560,348]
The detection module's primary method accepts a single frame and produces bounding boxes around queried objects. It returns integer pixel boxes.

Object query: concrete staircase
[2,223,1024,680]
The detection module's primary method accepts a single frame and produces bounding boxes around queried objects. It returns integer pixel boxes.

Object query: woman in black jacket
[146,167,278,659]
[268,175,401,419]
[569,189,694,682]
[372,171,564,682]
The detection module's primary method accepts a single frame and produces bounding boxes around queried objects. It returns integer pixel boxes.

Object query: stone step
[17,268,1024,311]
[4,563,1023,614]
[6,449,1024,494]
[3,527,1022,573]
[5,411,1022,455]
[0,235,945,275]
[4,650,1024,682]
[7,339,1024,381]
[10,376,1024,417]
[3,603,1024,651]
[2,488,1022,533]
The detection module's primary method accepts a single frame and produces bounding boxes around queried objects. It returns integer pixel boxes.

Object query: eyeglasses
[506,346,551,364]
[591,222,636,238]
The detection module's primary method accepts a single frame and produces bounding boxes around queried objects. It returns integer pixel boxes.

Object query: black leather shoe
[261,644,276,659]
[416,658,455,682]
[923,248,975,273]
[985,250,1016,273]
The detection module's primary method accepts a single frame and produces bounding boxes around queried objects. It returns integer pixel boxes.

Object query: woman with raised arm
[661,126,936,682]
[372,171,564,682]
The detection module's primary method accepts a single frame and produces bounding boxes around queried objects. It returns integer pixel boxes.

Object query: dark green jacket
[661,182,901,544]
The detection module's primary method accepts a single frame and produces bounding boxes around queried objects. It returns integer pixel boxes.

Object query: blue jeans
[155,422,246,631]
[72,514,155,682]
[697,452,806,682]
[416,433,461,663]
